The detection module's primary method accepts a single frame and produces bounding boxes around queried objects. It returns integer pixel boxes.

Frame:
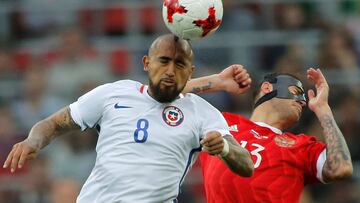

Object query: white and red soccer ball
[162,0,223,40]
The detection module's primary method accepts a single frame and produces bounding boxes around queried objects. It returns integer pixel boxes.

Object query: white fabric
[220,138,230,157]
[316,149,327,183]
[69,80,230,203]
[254,122,282,134]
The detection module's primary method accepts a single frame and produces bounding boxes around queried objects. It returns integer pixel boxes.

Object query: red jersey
[200,112,326,203]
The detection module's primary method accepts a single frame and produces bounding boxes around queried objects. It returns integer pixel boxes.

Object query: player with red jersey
[201,112,326,202]
[187,67,353,202]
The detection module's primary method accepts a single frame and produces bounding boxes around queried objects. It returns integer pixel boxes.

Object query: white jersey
[69,80,230,203]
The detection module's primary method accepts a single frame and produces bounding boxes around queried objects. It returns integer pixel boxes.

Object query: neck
[250,103,290,131]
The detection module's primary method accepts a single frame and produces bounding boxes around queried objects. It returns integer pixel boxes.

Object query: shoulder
[112,79,142,89]
[222,112,246,120]
[222,112,252,125]
[81,80,143,98]
[182,93,213,106]
[101,79,144,93]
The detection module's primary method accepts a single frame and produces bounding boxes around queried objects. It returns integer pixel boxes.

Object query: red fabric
[200,112,325,203]
[104,7,128,34]
[110,49,130,75]
[139,6,158,34]
[13,50,32,71]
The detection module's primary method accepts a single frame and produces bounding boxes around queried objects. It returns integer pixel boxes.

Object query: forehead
[152,39,192,60]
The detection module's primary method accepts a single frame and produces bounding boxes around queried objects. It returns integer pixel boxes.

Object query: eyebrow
[158,56,172,61]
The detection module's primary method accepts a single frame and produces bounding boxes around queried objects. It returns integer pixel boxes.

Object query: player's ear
[261,82,273,94]
[143,55,150,71]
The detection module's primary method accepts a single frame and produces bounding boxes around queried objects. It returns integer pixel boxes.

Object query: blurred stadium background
[0,0,359,202]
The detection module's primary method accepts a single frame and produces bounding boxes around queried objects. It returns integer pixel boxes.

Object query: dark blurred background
[0,0,359,202]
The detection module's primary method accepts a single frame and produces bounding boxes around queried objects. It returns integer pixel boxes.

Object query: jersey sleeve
[69,83,112,131]
[299,135,326,184]
[194,96,230,138]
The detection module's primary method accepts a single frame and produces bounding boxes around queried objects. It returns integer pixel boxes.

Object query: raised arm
[3,106,80,173]
[201,132,254,177]
[183,64,252,95]
[307,68,353,182]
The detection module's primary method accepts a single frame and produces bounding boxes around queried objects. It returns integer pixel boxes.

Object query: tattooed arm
[183,64,251,95]
[317,108,352,182]
[3,106,80,173]
[201,132,254,177]
[221,135,254,177]
[307,68,353,182]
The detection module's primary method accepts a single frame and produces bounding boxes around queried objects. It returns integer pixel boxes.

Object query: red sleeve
[298,134,326,184]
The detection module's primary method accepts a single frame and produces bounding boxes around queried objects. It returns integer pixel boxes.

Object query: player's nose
[165,62,176,76]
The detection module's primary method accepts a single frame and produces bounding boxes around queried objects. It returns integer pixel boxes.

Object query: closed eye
[159,56,171,64]
[176,61,186,69]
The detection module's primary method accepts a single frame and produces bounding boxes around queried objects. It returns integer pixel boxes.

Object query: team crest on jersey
[162,106,184,126]
[274,135,296,147]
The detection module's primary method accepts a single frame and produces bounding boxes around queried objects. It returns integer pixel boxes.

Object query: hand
[3,139,40,173]
[307,68,330,114]
[200,131,224,155]
[218,64,251,95]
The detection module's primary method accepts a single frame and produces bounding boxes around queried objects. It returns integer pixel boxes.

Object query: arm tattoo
[320,114,352,179]
[53,107,79,131]
[191,82,212,93]
[27,106,80,149]
[221,135,253,177]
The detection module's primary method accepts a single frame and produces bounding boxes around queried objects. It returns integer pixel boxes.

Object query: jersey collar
[254,122,282,134]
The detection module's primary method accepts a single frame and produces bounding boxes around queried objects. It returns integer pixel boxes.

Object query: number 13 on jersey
[240,141,265,168]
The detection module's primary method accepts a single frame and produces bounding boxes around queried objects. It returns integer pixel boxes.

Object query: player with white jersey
[71,80,232,202]
[4,34,254,203]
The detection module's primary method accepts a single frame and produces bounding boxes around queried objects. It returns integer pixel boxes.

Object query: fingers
[239,78,251,88]
[3,142,34,173]
[201,132,224,155]
[201,131,221,144]
[307,89,315,100]
[202,143,224,155]
[234,68,248,82]
[10,146,24,173]
[3,145,16,170]
[18,148,33,169]
[234,67,251,88]
[307,68,328,86]
[232,64,244,72]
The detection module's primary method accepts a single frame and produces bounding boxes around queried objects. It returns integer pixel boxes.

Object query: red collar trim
[140,84,145,93]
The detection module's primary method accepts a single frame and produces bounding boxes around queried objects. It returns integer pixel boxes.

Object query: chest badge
[274,135,296,147]
[162,106,184,126]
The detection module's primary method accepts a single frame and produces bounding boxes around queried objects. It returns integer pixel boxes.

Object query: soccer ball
[162,0,223,40]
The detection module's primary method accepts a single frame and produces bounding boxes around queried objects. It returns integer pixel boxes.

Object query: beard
[149,79,183,103]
